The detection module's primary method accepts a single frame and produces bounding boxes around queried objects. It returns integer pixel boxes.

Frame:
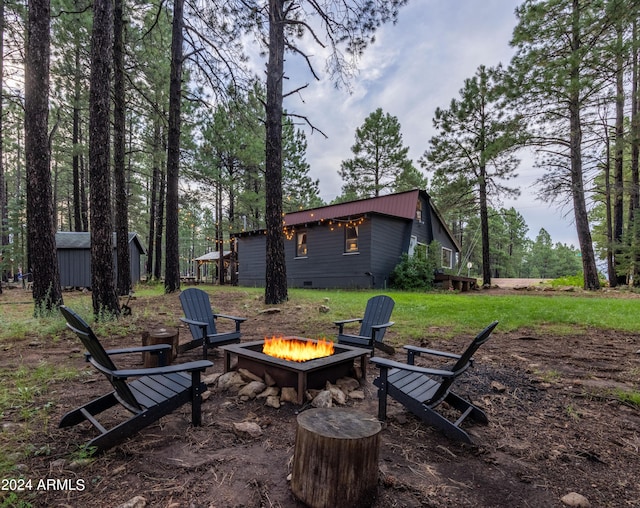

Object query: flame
[263,336,335,362]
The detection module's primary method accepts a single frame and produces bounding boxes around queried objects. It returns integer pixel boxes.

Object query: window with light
[345,226,359,253]
[296,232,307,257]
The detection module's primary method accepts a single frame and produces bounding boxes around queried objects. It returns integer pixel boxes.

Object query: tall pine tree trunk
[264,0,288,304]
[113,0,130,295]
[25,0,63,312]
[89,0,119,317]
[570,0,599,290]
[603,125,615,284]
[630,18,640,286]
[72,43,83,231]
[0,0,5,293]
[164,0,183,293]
[154,164,165,281]
[479,167,491,287]
[146,119,161,279]
[612,20,625,286]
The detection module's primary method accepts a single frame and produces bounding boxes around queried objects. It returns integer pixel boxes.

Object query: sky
[268,0,581,248]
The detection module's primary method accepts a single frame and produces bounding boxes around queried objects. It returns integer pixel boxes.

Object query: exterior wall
[58,249,92,287]
[233,191,461,289]
[286,220,374,289]
[235,216,411,289]
[370,216,411,288]
[236,234,267,287]
[57,239,144,289]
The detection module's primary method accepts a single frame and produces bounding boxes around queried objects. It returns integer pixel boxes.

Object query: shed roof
[283,189,420,226]
[55,232,147,254]
[194,250,231,261]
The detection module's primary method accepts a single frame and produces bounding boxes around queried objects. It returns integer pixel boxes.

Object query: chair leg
[376,368,389,420]
[191,371,203,426]
[445,392,488,424]
[59,392,118,428]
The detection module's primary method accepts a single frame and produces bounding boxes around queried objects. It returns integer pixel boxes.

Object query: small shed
[55,232,146,289]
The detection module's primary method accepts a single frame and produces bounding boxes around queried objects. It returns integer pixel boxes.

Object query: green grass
[615,389,640,407]
[281,288,640,341]
[0,284,638,478]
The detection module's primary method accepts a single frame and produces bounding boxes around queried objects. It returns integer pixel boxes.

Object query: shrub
[389,249,436,290]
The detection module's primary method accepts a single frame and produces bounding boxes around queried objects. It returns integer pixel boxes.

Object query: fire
[263,336,335,362]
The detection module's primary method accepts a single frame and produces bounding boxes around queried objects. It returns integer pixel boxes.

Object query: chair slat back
[60,306,142,412]
[180,288,217,340]
[360,295,395,343]
[429,321,499,406]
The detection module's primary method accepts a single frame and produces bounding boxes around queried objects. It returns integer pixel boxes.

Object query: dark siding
[430,208,457,252]
[129,242,142,285]
[370,216,410,288]
[286,220,373,289]
[411,194,432,245]
[58,249,91,287]
[57,236,144,289]
[236,234,267,287]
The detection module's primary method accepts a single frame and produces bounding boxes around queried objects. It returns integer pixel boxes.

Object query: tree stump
[291,407,381,508]
[142,328,179,368]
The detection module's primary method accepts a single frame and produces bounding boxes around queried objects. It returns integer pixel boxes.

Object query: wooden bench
[434,273,478,291]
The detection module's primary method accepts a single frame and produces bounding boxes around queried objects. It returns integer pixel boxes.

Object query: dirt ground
[1,286,639,508]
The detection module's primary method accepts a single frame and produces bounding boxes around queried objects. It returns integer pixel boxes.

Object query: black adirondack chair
[179,287,247,358]
[335,295,395,355]
[59,306,212,452]
[370,321,498,443]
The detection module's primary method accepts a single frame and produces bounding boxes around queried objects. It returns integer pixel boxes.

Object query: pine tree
[423,64,525,286]
[509,0,610,290]
[339,108,419,199]
[25,0,63,312]
[88,0,119,317]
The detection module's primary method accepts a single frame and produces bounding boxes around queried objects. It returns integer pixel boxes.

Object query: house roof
[232,189,460,252]
[283,189,421,226]
[55,232,147,254]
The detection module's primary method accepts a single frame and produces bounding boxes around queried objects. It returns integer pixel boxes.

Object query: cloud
[265,0,580,246]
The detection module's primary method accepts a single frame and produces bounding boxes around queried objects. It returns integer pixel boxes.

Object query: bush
[389,250,436,290]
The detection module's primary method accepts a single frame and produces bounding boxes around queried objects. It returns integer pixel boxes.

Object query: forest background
[1,0,639,313]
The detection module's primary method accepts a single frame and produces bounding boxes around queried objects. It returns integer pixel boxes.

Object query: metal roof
[55,232,147,254]
[194,250,231,261]
[283,190,421,226]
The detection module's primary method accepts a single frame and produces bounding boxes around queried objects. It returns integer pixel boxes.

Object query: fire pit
[221,338,370,404]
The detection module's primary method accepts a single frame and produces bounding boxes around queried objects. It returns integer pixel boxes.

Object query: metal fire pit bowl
[221,338,370,405]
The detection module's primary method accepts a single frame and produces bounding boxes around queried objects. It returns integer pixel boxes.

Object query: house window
[408,236,417,257]
[296,232,307,257]
[416,201,423,222]
[345,226,359,253]
[442,247,453,269]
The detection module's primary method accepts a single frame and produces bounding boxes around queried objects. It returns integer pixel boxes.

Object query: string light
[282,215,365,241]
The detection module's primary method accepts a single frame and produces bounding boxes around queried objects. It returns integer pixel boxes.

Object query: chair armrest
[110,360,213,379]
[371,322,394,331]
[403,345,461,360]
[86,344,172,360]
[369,357,454,378]
[371,322,395,340]
[213,313,247,323]
[334,318,362,325]
[180,317,208,328]
[334,318,362,334]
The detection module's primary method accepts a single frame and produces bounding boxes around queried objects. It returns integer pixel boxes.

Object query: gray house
[55,232,146,288]
[232,189,460,289]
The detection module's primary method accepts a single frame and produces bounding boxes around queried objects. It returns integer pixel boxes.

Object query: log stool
[291,407,382,508]
[142,328,179,368]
